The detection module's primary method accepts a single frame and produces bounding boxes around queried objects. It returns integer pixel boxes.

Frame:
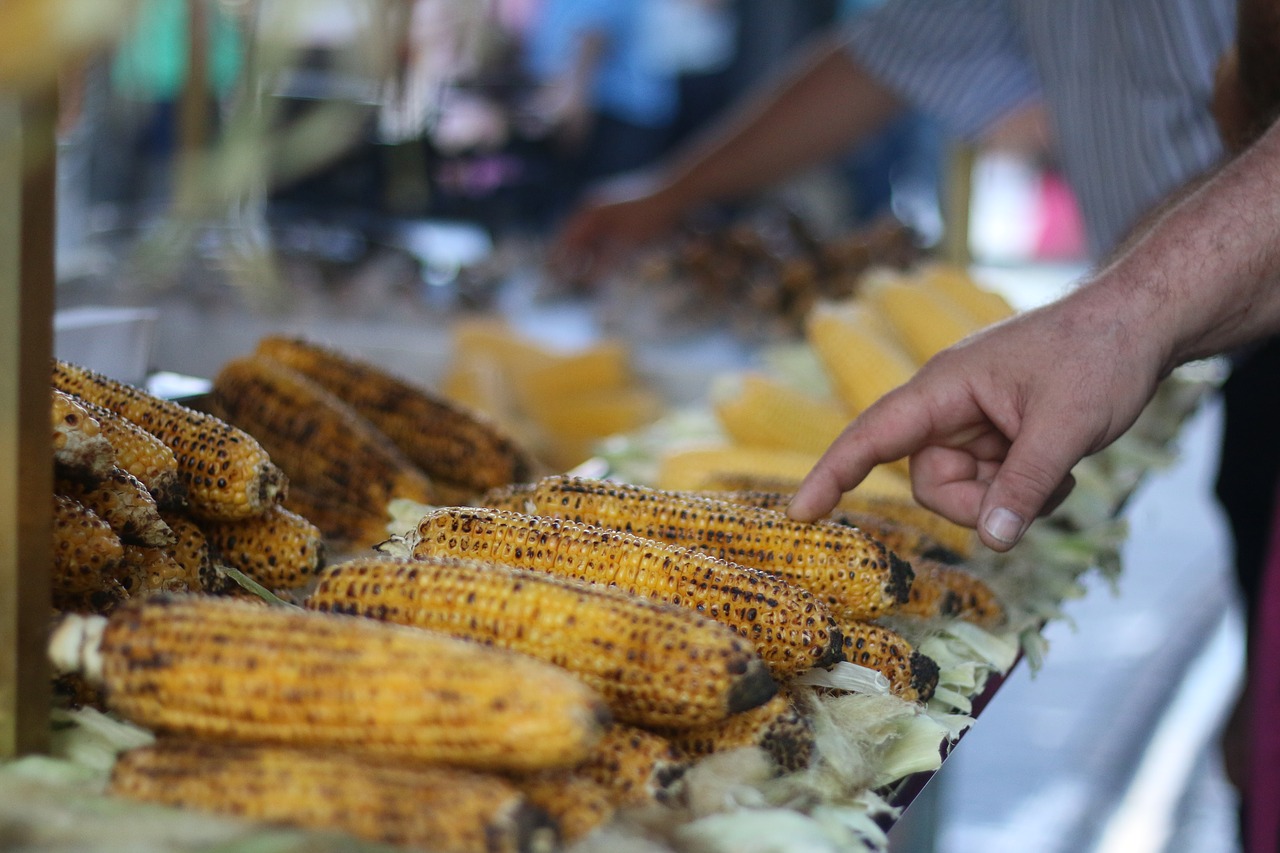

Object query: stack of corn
[207,335,537,552]
[655,262,1016,550]
[49,363,326,616]
[439,317,665,473]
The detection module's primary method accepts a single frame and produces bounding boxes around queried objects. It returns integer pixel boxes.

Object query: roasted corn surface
[63,595,609,771]
[199,503,326,592]
[110,740,558,853]
[575,724,689,807]
[307,556,775,729]
[51,494,124,595]
[511,476,914,622]
[839,619,939,704]
[73,395,186,508]
[900,559,1005,628]
[53,359,284,520]
[50,388,115,480]
[407,506,843,678]
[254,335,533,493]
[664,691,816,774]
[57,468,174,549]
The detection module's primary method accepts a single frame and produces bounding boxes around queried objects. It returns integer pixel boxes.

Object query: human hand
[547,174,687,285]
[787,287,1167,551]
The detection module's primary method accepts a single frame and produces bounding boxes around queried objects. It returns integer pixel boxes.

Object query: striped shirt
[845,0,1235,257]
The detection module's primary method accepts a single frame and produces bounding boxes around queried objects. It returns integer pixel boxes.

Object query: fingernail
[983,507,1025,544]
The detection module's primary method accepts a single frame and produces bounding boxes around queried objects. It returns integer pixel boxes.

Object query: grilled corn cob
[656,444,915,502]
[513,771,616,843]
[835,493,976,560]
[664,691,816,774]
[157,510,223,593]
[698,488,962,565]
[73,396,186,508]
[52,359,284,520]
[839,619,938,703]
[110,740,559,853]
[51,494,124,595]
[512,476,914,622]
[255,336,533,493]
[576,724,689,807]
[209,354,437,513]
[281,484,392,553]
[306,555,776,728]
[900,559,1005,628]
[50,388,115,480]
[56,468,174,548]
[199,503,325,592]
[49,595,609,771]
[113,544,196,597]
[405,506,843,678]
[806,301,917,414]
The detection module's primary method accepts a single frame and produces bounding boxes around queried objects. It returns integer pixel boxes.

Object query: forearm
[1084,119,1280,371]
[653,34,906,210]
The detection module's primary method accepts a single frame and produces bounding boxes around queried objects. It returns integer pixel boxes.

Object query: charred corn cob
[72,396,186,508]
[209,354,437,514]
[281,484,391,553]
[56,468,174,549]
[697,489,963,565]
[307,555,776,728]
[109,740,558,853]
[900,559,1005,628]
[656,445,915,502]
[513,476,914,622]
[806,301,917,414]
[576,724,689,807]
[157,510,223,593]
[199,503,325,592]
[52,578,129,617]
[52,360,284,520]
[49,595,609,771]
[51,494,124,595]
[405,506,843,678]
[664,691,816,774]
[113,544,196,597]
[862,274,982,365]
[835,493,976,560]
[839,619,938,703]
[255,336,533,493]
[51,388,115,480]
[513,771,616,843]
[712,373,852,457]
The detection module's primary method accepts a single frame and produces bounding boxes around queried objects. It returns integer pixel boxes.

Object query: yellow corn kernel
[838,619,939,704]
[199,503,326,592]
[664,691,816,774]
[51,493,124,595]
[157,510,222,593]
[281,484,392,553]
[517,476,914,622]
[52,359,285,521]
[656,444,914,502]
[917,262,1017,326]
[406,506,843,678]
[114,544,195,597]
[72,396,186,509]
[307,555,776,729]
[806,300,917,414]
[255,336,534,494]
[900,559,1005,628]
[50,388,115,480]
[52,595,610,772]
[209,355,437,514]
[576,724,689,807]
[712,373,852,457]
[513,771,616,844]
[56,468,174,549]
[861,274,983,365]
[110,740,558,853]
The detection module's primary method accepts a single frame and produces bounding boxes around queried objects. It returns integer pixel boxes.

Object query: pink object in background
[1032,170,1086,262]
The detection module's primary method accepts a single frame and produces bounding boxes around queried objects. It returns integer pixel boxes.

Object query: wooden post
[0,89,56,759]
[941,140,976,269]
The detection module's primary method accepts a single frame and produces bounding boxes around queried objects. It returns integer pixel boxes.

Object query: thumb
[975,421,1086,550]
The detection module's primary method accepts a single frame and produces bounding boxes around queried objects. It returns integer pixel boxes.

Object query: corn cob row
[509,476,914,622]
[307,555,776,729]
[109,740,559,853]
[51,494,124,595]
[49,595,609,772]
[50,388,115,481]
[838,620,939,704]
[405,506,843,678]
[198,503,326,592]
[663,691,816,774]
[209,354,437,516]
[71,395,187,509]
[899,559,1005,628]
[255,336,533,494]
[697,488,963,565]
[52,360,285,520]
[56,468,174,549]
